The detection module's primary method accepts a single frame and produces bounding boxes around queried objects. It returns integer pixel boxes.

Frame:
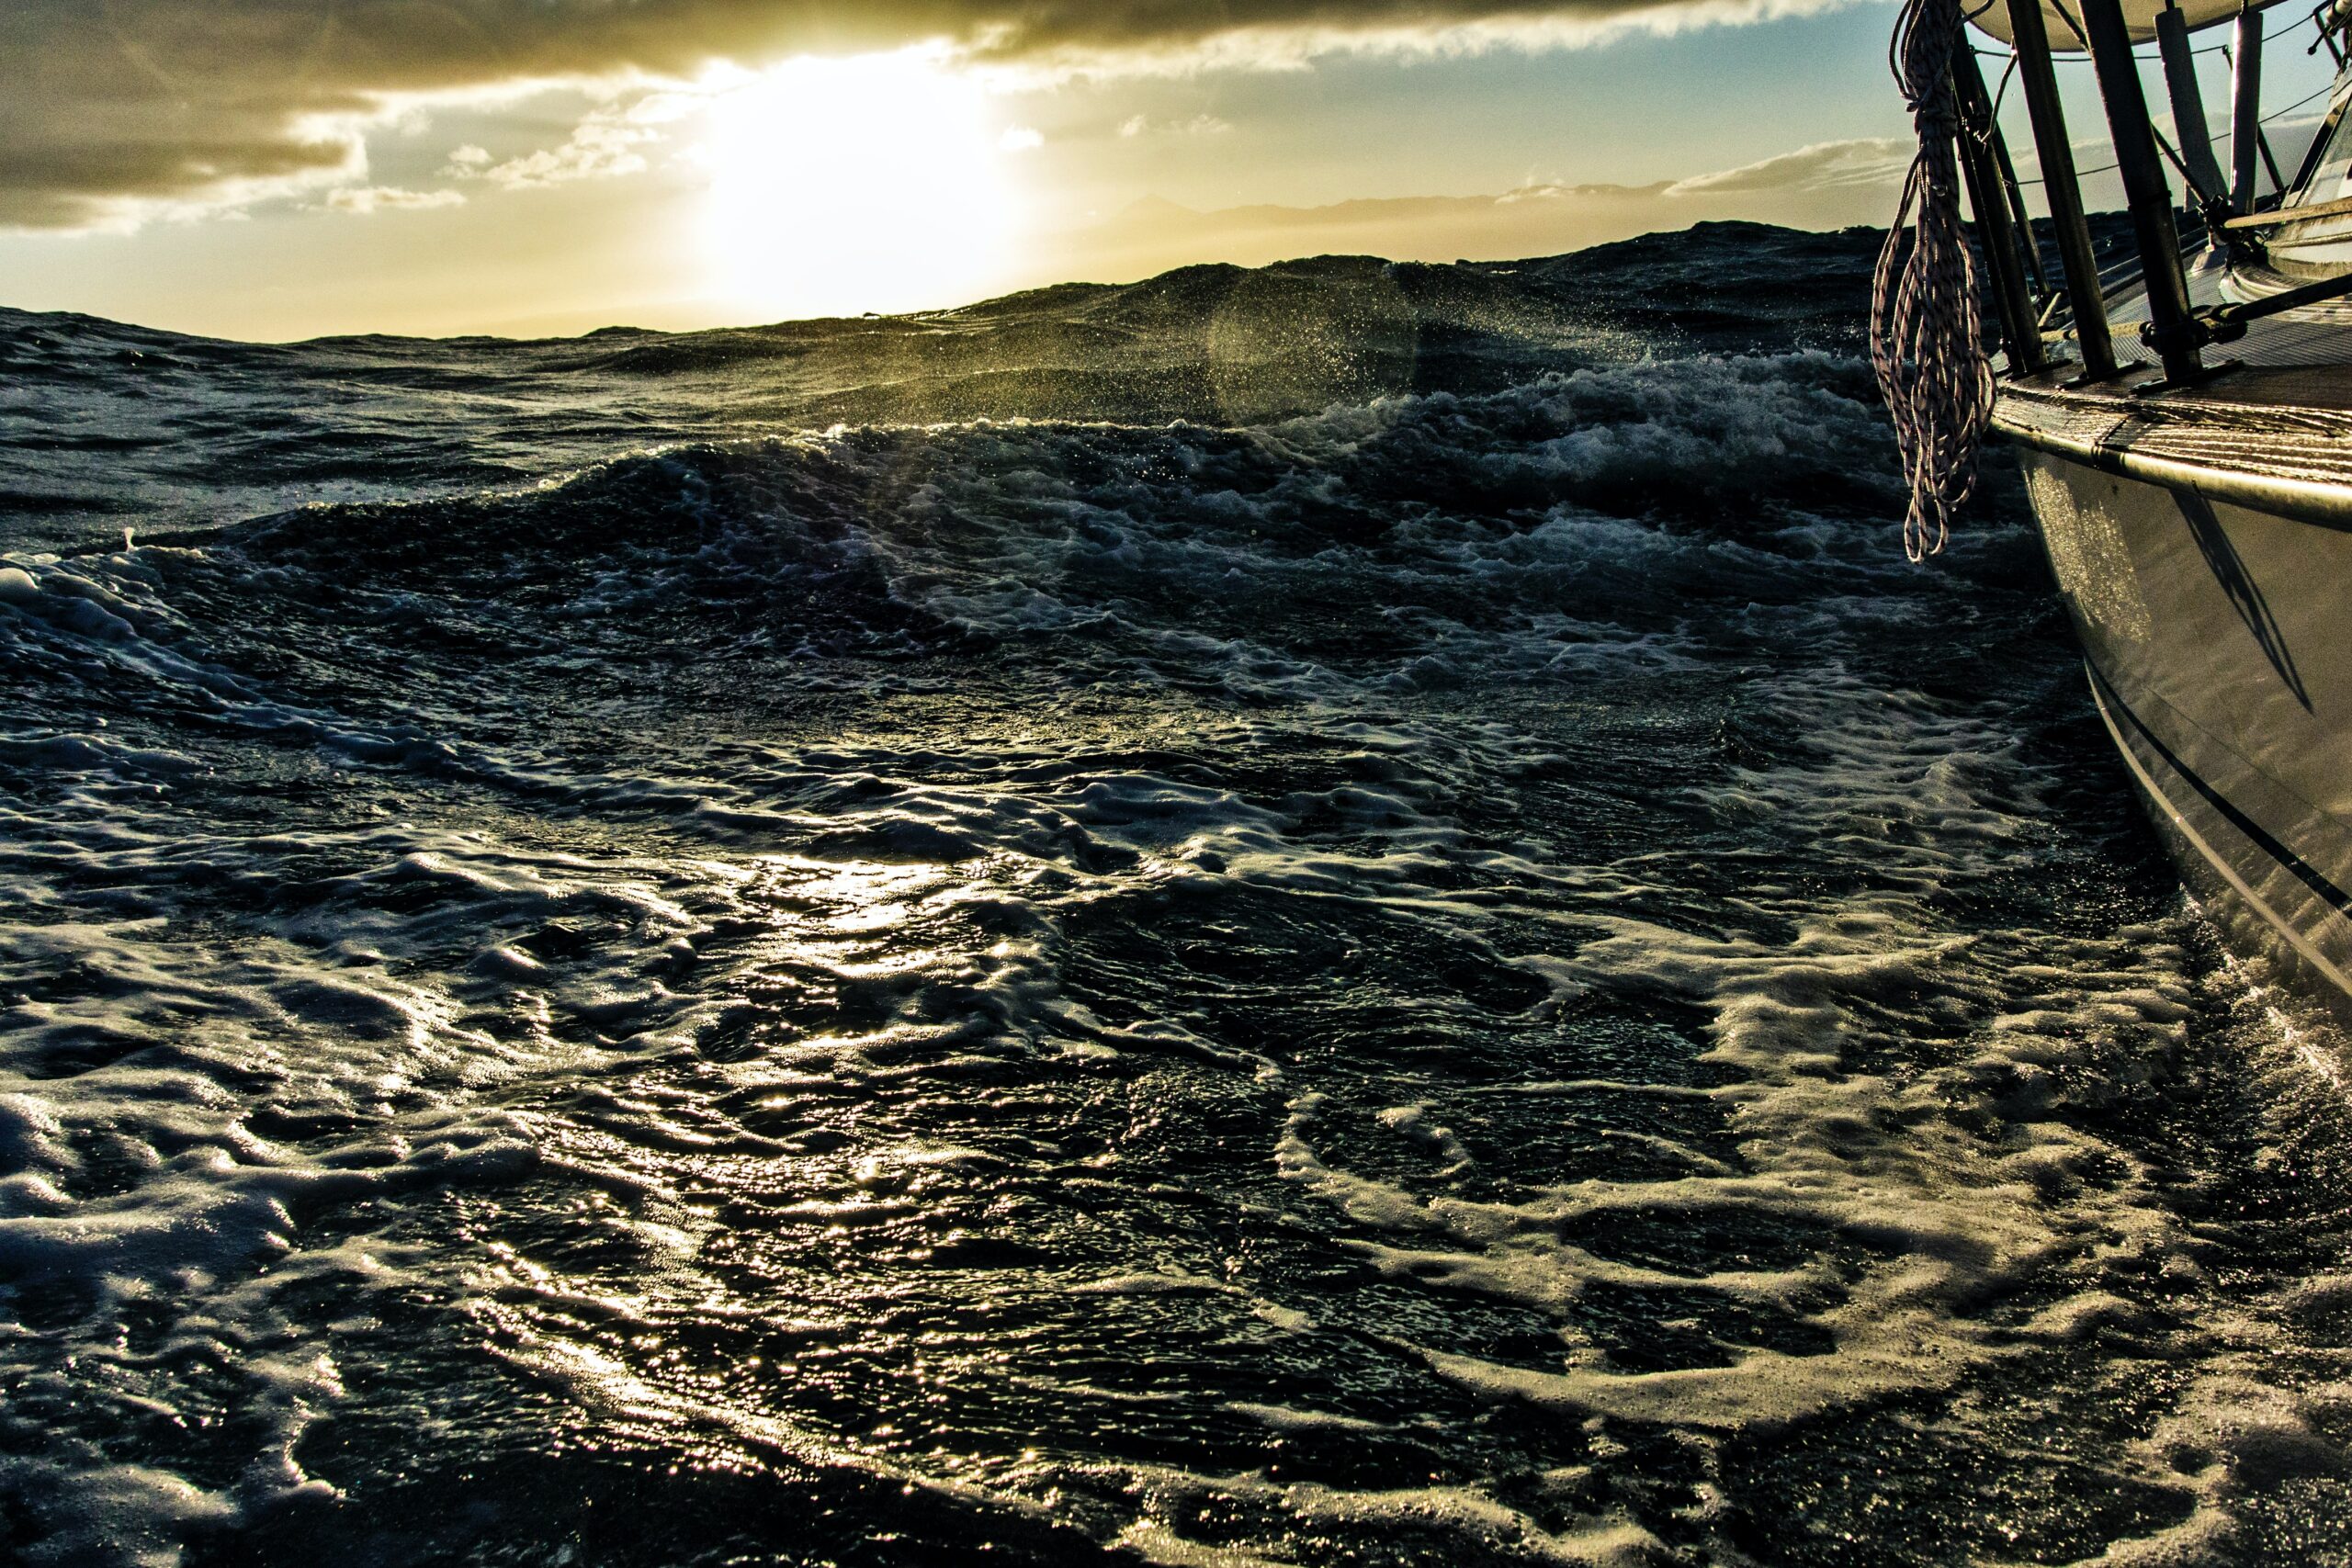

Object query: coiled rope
[1871,0,1995,561]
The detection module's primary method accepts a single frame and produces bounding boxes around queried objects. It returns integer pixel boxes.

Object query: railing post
[2232,6,2266,209]
[2079,0,2204,381]
[2007,0,2117,377]
[2156,1,2232,207]
[1954,49,2049,374]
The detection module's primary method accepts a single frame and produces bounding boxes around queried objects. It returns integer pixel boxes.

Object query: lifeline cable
[1872,0,1995,560]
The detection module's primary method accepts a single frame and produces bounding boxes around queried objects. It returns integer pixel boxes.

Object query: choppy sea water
[4,223,2350,1567]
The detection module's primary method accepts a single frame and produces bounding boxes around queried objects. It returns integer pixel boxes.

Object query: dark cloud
[5,0,1809,229]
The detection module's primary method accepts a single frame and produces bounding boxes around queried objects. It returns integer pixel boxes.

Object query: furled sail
[1973,0,2287,50]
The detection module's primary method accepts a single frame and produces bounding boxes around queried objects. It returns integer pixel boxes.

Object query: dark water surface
[4,225,2350,1567]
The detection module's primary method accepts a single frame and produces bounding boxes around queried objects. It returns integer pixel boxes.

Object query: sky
[0,0,2338,340]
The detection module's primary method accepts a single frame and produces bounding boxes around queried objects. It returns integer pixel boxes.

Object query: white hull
[2019,445,2352,1009]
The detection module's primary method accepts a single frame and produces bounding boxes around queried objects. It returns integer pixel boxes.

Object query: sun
[701,51,1019,322]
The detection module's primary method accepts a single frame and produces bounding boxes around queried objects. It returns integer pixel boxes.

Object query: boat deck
[1999,246,2352,525]
[2087,249,2352,376]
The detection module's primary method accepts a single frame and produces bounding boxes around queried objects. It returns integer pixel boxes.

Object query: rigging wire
[1981,28,2341,187]
[1991,48,2023,118]
[2261,76,2344,122]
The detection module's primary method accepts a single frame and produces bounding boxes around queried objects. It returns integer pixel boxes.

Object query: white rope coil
[1871,0,1996,561]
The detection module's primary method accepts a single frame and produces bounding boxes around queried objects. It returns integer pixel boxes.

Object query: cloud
[0,118,367,232]
[1119,113,1237,138]
[1000,125,1046,152]
[443,90,706,190]
[322,185,468,215]
[471,119,660,190]
[1663,136,1912,197]
[4,0,1867,231]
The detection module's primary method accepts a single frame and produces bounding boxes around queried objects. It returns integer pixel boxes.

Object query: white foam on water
[1242,667,2352,1561]
[1107,1463,1668,1568]
[1,344,2343,1563]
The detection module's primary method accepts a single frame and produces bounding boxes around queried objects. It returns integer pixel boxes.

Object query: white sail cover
[1973,0,2287,49]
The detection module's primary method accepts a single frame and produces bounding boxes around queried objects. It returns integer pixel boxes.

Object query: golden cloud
[6,0,1864,229]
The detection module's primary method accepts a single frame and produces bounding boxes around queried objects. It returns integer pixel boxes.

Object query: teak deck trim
[1993,371,2352,531]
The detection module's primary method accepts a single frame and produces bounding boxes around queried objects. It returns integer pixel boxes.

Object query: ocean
[3,221,2348,1566]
